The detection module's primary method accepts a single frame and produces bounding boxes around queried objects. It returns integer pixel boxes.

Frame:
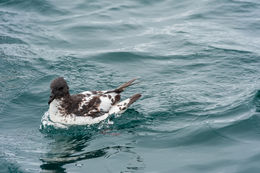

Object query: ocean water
[1,0,260,172]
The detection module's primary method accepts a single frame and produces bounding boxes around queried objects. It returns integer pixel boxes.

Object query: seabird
[48,77,141,125]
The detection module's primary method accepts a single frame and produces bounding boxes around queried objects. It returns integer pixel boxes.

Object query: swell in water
[1,0,260,172]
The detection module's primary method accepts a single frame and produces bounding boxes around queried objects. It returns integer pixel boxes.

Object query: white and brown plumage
[48,77,141,125]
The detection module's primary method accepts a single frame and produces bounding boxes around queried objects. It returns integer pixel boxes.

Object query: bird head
[48,77,70,104]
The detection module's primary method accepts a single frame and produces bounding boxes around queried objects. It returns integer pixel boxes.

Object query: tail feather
[105,78,139,94]
[108,93,142,114]
[127,93,142,106]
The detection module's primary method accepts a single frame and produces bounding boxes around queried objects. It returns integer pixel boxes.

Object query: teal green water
[1,0,260,172]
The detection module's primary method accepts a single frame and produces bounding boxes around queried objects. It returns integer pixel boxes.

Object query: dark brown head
[48,77,70,104]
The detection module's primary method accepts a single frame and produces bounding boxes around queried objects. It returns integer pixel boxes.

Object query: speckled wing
[79,90,120,117]
[78,79,139,117]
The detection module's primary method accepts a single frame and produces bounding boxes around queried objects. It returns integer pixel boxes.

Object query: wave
[253,90,260,112]
[0,35,26,45]
[130,89,260,148]
[1,0,260,171]
[89,51,160,62]
[0,155,27,173]
[0,0,66,15]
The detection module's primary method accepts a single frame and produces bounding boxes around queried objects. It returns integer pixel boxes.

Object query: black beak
[48,94,55,105]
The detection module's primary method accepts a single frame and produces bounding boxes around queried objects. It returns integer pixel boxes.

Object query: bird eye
[58,87,64,90]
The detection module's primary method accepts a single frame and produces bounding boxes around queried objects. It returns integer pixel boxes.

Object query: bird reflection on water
[39,129,143,172]
[40,133,106,172]
[39,109,145,172]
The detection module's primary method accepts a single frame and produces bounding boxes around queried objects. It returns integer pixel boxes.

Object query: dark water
[1,0,260,172]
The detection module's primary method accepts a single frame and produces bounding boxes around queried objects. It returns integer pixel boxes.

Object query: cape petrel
[48,77,141,125]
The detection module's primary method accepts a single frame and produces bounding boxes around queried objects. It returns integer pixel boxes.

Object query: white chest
[48,99,110,125]
[49,99,64,122]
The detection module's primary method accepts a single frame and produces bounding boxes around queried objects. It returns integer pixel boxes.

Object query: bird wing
[79,91,120,117]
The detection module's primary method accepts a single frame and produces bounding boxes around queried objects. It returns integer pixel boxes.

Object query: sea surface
[1,0,260,172]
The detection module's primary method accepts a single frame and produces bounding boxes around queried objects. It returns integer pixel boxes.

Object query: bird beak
[48,94,55,105]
